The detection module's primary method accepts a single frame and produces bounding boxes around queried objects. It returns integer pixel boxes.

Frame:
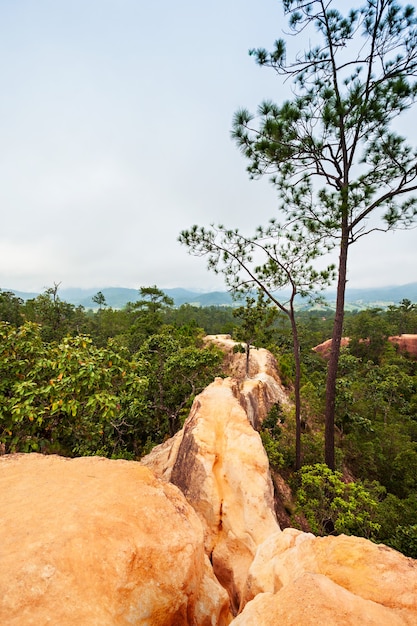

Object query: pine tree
[231,0,417,468]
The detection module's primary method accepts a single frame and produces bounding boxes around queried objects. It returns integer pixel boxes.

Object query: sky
[0,0,416,294]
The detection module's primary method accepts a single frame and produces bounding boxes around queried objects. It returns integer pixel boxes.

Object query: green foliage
[136,326,224,437]
[345,309,392,363]
[260,430,284,472]
[92,291,107,310]
[386,299,417,335]
[1,281,417,556]
[237,3,417,232]
[260,403,286,471]
[262,403,285,437]
[300,378,325,423]
[0,290,24,326]
[233,291,279,376]
[276,352,295,387]
[295,464,381,539]
[23,285,88,342]
[87,307,131,348]
[390,525,417,559]
[179,223,334,305]
[125,285,174,352]
[374,492,417,546]
[163,304,237,335]
[0,322,148,457]
[0,313,226,457]
[233,292,279,340]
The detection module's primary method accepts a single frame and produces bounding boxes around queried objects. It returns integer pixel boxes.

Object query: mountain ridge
[4,282,417,310]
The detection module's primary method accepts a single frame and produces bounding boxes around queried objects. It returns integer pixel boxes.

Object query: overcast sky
[0,0,416,294]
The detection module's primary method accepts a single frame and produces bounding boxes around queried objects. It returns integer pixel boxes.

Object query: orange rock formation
[2,336,417,624]
[142,335,285,613]
[235,528,417,625]
[314,334,417,358]
[0,454,230,625]
[389,334,417,356]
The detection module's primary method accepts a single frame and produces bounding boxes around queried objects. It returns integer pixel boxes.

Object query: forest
[1,285,417,558]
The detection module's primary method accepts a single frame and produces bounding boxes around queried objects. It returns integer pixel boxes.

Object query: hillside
[7,282,417,310]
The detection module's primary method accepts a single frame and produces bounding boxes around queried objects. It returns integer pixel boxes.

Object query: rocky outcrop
[314,334,417,358]
[234,528,417,625]
[142,382,281,612]
[313,336,350,357]
[232,574,413,625]
[0,453,231,626]
[389,334,417,357]
[142,335,417,623]
[142,334,285,613]
[3,453,417,625]
[205,334,290,424]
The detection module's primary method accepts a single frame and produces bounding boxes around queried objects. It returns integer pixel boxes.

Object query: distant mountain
[324,282,417,311]
[4,289,39,301]
[4,282,417,310]
[68,288,139,310]
[167,290,236,307]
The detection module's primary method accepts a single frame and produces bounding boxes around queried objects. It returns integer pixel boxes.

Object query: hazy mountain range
[6,282,417,311]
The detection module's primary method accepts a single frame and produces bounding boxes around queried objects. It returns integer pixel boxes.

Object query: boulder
[204,335,289,417]
[235,528,417,624]
[231,574,410,626]
[0,453,231,626]
[175,379,280,608]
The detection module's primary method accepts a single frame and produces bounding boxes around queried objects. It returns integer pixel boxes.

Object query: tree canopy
[230,0,417,468]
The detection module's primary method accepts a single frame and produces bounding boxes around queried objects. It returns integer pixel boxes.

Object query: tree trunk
[324,232,349,470]
[290,308,302,471]
[245,342,250,377]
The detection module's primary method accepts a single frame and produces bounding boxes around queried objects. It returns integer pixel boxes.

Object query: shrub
[295,463,381,539]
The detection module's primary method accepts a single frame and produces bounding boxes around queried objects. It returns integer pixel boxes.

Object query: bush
[295,463,381,539]
[260,430,284,471]
[390,525,417,559]
[0,322,148,457]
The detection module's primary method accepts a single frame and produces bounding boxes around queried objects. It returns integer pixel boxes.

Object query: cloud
[0,0,415,293]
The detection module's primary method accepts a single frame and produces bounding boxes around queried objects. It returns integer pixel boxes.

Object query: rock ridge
[142,335,286,612]
[2,335,417,624]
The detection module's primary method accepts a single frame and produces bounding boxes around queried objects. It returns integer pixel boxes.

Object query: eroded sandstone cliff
[2,335,417,625]
[142,335,285,613]
[314,334,417,358]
